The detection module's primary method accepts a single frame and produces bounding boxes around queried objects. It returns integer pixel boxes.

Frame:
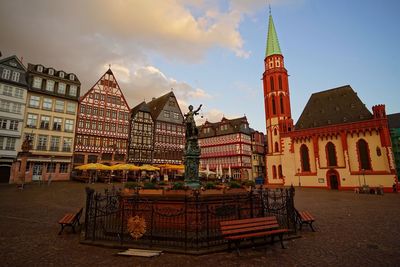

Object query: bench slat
[221,224,279,236]
[221,220,278,231]
[59,214,75,224]
[220,216,276,227]
[225,228,289,240]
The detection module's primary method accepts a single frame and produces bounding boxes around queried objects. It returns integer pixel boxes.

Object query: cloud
[195,108,242,126]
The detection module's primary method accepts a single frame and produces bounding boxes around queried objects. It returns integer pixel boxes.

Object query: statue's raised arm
[184,104,203,138]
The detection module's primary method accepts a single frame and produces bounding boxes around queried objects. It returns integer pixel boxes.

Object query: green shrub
[157,181,167,186]
[229,181,242,189]
[205,182,216,189]
[124,182,141,189]
[143,182,157,189]
[242,180,256,187]
[172,182,185,190]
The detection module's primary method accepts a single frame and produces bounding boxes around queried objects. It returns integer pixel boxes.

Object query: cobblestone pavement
[0,182,399,267]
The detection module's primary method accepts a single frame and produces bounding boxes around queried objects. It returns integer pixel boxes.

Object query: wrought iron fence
[83,187,296,253]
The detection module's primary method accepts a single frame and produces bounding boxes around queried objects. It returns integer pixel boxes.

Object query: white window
[2,69,11,79]
[53,118,62,131]
[65,119,74,132]
[12,103,21,114]
[50,136,60,151]
[29,95,40,108]
[46,80,55,92]
[3,86,12,96]
[0,137,4,149]
[15,88,23,98]
[69,74,75,81]
[48,69,54,75]
[59,163,68,173]
[164,111,170,118]
[59,72,64,78]
[58,82,66,94]
[0,119,7,129]
[62,138,72,152]
[42,98,53,110]
[40,115,50,129]
[66,102,76,114]
[0,101,6,112]
[33,77,42,89]
[37,135,48,150]
[27,114,38,128]
[5,138,16,150]
[55,100,64,112]
[37,65,43,72]
[11,72,20,82]
[9,120,18,131]
[69,85,77,96]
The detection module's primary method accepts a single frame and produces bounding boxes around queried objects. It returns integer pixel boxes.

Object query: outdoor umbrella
[75,163,112,171]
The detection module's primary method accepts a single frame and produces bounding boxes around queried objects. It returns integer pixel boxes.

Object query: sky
[1,0,399,132]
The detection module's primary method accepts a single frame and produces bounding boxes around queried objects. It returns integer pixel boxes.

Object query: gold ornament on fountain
[127,216,146,240]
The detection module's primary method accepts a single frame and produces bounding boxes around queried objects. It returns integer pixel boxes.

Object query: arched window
[280,94,284,114]
[278,165,283,178]
[272,96,276,115]
[272,165,277,179]
[357,139,371,170]
[300,144,311,172]
[278,75,282,90]
[275,142,279,153]
[270,76,274,91]
[326,142,337,167]
[274,128,277,136]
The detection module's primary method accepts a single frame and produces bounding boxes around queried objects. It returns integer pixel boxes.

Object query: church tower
[262,11,293,183]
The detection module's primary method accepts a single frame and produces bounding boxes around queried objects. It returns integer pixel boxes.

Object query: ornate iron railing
[83,187,296,253]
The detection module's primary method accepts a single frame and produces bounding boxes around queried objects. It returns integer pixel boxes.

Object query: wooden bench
[58,208,83,235]
[220,216,289,255]
[296,210,315,232]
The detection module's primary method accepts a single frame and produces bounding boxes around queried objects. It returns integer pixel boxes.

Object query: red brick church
[262,13,397,191]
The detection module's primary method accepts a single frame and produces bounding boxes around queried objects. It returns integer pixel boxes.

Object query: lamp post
[48,156,54,186]
[297,168,301,187]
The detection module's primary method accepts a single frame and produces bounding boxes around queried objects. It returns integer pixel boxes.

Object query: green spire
[266,14,282,57]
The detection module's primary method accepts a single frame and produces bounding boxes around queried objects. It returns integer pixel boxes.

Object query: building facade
[198,117,252,180]
[11,63,80,183]
[128,101,154,164]
[388,113,400,180]
[74,69,130,166]
[251,129,266,180]
[0,56,28,183]
[147,91,185,165]
[262,13,397,191]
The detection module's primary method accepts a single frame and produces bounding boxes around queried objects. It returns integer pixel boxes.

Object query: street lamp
[297,168,301,187]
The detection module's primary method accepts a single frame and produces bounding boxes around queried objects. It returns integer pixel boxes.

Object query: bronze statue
[184,104,202,138]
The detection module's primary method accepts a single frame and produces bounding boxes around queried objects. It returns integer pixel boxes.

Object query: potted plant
[242,180,256,191]
[164,182,192,196]
[225,180,247,194]
[122,182,141,196]
[139,182,163,195]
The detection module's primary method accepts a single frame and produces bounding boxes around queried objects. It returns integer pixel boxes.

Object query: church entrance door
[327,170,340,190]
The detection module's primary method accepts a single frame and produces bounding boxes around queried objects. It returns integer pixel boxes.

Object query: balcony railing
[49,147,59,152]
[36,146,47,151]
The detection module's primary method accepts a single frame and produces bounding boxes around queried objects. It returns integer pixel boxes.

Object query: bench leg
[234,240,241,256]
[72,224,76,233]
[309,222,316,232]
[58,224,65,235]
[279,234,285,249]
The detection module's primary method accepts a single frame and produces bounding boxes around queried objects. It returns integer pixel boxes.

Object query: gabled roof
[388,113,400,129]
[295,85,373,130]
[266,14,282,57]
[147,91,175,119]
[0,55,27,71]
[131,101,151,116]
[27,63,81,84]
[198,116,251,138]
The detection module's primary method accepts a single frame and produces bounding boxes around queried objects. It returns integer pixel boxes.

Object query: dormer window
[48,69,54,75]
[69,74,75,81]
[37,65,43,72]
[59,72,64,78]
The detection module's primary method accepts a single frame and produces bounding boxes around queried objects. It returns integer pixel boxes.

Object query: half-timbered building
[128,101,154,164]
[198,117,252,180]
[74,69,130,166]
[251,129,266,180]
[147,91,185,165]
